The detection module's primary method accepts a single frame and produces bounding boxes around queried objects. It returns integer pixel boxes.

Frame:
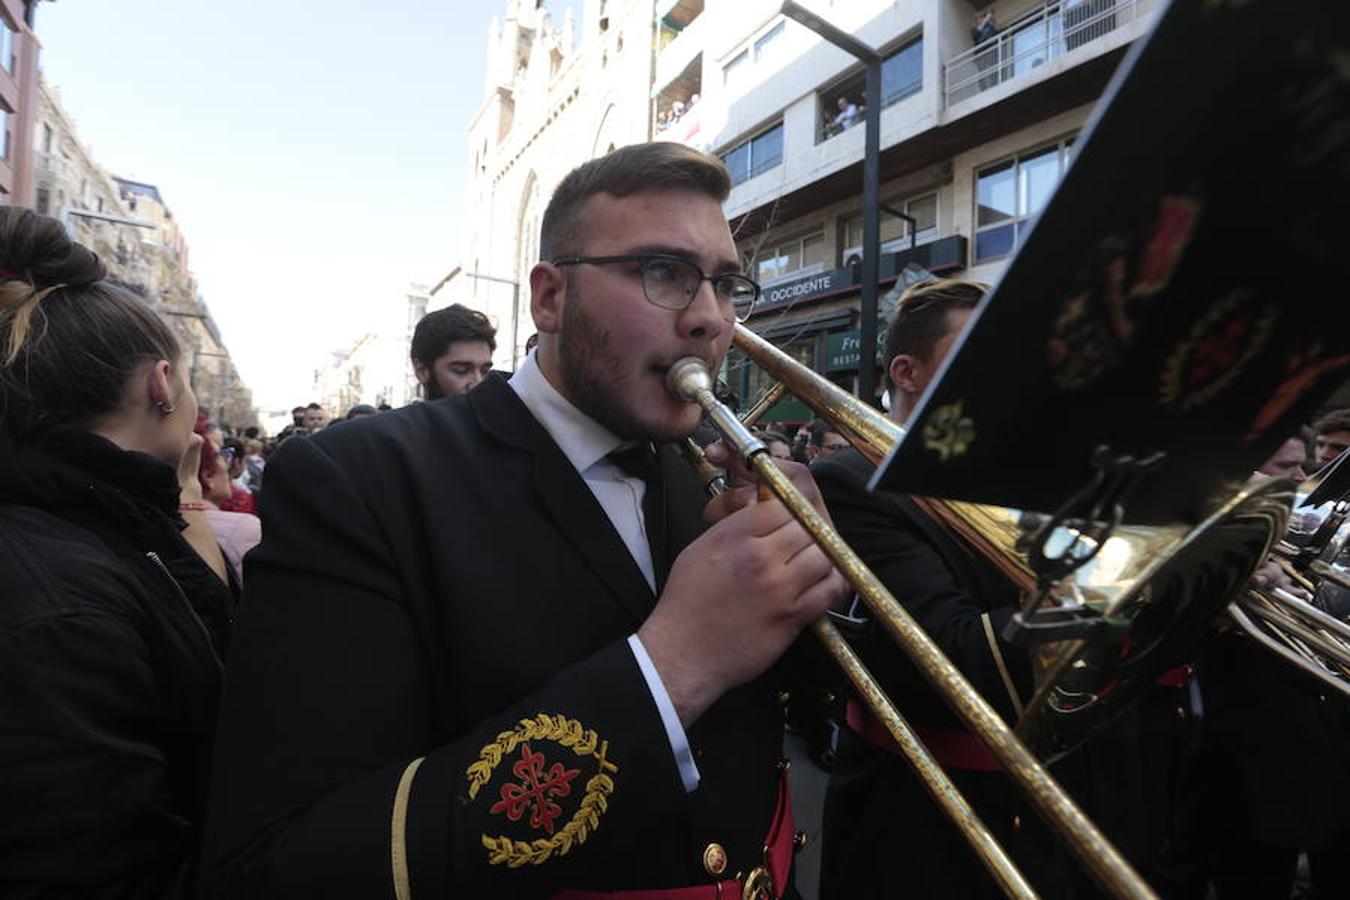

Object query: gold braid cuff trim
[390,756,425,900]
[467,713,618,868]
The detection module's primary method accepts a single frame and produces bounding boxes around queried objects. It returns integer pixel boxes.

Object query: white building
[666,0,1157,418]
[458,0,657,371]
[460,0,1159,418]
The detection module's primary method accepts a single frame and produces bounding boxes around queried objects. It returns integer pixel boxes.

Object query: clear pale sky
[37,1,572,416]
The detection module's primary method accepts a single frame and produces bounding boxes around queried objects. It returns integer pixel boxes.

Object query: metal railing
[944,0,1156,108]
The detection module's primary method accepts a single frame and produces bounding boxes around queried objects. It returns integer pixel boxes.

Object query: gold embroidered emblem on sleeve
[467,713,619,867]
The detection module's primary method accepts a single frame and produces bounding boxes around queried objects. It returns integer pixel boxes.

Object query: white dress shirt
[509,351,701,791]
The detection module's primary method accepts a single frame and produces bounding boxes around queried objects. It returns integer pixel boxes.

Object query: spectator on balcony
[831,96,862,134]
[971,9,997,46]
[972,10,999,91]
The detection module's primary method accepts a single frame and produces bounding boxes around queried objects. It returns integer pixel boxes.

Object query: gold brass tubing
[1273,556,1318,594]
[1310,560,1350,592]
[679,438,728,495]
[812,616,1038,900]
[1229,602,1350,697]
[740,382,788,429]
[732,326,1041,591]
[746,453,1157,900]
[734,325,901,463]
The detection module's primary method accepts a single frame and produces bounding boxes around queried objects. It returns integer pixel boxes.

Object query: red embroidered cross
[489,742,581,835]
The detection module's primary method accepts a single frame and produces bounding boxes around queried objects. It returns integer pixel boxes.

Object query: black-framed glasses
[551,254,761,322]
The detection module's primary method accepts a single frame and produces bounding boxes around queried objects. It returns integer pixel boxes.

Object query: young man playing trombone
[202,142,847,899]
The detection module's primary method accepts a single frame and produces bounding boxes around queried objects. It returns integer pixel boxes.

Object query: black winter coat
[0,428,233,898]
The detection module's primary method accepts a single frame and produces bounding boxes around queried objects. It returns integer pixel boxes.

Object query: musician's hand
[701,442,837,529]
[1249,558,1313,601]
[638,491,848,727]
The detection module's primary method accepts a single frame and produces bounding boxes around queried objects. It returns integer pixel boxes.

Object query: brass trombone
[668,321,1315,899]
[666,353,1157,900]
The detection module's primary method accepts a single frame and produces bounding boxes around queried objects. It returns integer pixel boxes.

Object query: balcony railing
[944,0,1155,108]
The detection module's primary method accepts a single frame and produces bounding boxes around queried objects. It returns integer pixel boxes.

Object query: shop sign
[752,266,856,315]
[826,329,885,372]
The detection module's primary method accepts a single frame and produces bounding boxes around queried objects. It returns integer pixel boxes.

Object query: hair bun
[0,206,107,290]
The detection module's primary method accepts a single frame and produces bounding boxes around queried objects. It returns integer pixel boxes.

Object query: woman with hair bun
[0,206,234,896]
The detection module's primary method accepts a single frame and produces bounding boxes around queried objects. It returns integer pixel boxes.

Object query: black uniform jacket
[813,449,1151,899]
[202,376,785,899]
[0,429,233,898]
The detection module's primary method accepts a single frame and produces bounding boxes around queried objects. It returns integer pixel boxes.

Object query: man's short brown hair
[539,143,732,261]
[882,279,986,388]
[1313,407,1350,436]
[411,304,497,366]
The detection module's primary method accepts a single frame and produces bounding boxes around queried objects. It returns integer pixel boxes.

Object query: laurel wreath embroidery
[468,713,618,868]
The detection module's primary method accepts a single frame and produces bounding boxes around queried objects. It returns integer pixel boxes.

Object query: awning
[750,308,857,342]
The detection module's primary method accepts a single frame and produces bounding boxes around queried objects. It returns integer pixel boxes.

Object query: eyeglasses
[820,442,851,453]
[551,254,761,322]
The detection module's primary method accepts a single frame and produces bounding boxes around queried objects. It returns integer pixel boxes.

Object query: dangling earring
[156,401,176,417]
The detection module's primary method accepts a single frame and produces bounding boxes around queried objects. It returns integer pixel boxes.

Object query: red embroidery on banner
[489,742,581,835]
[1245,345,1350,440]
[1129,196,1201,300]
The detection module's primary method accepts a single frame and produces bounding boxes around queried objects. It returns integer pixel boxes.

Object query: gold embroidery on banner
[469,714,619,867]
[922,401,976,461]
[1159,290,1277,411]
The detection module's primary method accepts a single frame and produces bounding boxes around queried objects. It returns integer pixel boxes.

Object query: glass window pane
[881,38,923,107]
[977,161,1015,225]
[843,216,863,248]
[879,208,906,244]
[801,233,828,269]
[723,50,748,86]
[754,22,784,60]
[1020,147,1061,216]
[1012,21,1049,76]
[749,125,783,177]
[722,143,750,186]
[907,194,937,233]
[975,223,1015,261]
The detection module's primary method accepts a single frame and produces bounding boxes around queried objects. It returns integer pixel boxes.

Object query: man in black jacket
[202,143,846,898]
[815,280,1158,898]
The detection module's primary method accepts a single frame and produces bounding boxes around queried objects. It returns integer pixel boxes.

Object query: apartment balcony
[944,0,1157,109]
[654,0,705,97]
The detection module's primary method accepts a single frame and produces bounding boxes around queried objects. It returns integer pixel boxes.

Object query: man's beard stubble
[558,286,689,443]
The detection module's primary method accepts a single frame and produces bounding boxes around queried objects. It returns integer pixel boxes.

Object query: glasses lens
[718,276,759,322]
[640,257,699,310]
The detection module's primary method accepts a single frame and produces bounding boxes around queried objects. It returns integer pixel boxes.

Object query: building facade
[0,0,39,204]
[460,0,1159,428]
[457,0,657,370]
[682,0,1158,420]
[30,78,257,428]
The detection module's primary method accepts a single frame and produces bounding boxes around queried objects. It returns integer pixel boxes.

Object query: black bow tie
[607,443,668,592]
[608,443,660,483]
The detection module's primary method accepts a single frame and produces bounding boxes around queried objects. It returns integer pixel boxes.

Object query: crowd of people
[656,93,700,133]
[2,139,1348,900]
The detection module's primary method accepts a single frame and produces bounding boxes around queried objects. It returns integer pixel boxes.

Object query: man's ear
[530,261,567,335]
[412,361,431,386]
[889,353,923,397]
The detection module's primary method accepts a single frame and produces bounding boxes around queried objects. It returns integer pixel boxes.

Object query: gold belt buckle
[741,865,773,900]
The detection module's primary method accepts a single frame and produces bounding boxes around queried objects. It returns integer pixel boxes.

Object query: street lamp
[781,0,884,405]
[431,265,524,369]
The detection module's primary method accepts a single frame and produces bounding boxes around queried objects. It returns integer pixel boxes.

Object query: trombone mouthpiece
[667,357,713,403]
